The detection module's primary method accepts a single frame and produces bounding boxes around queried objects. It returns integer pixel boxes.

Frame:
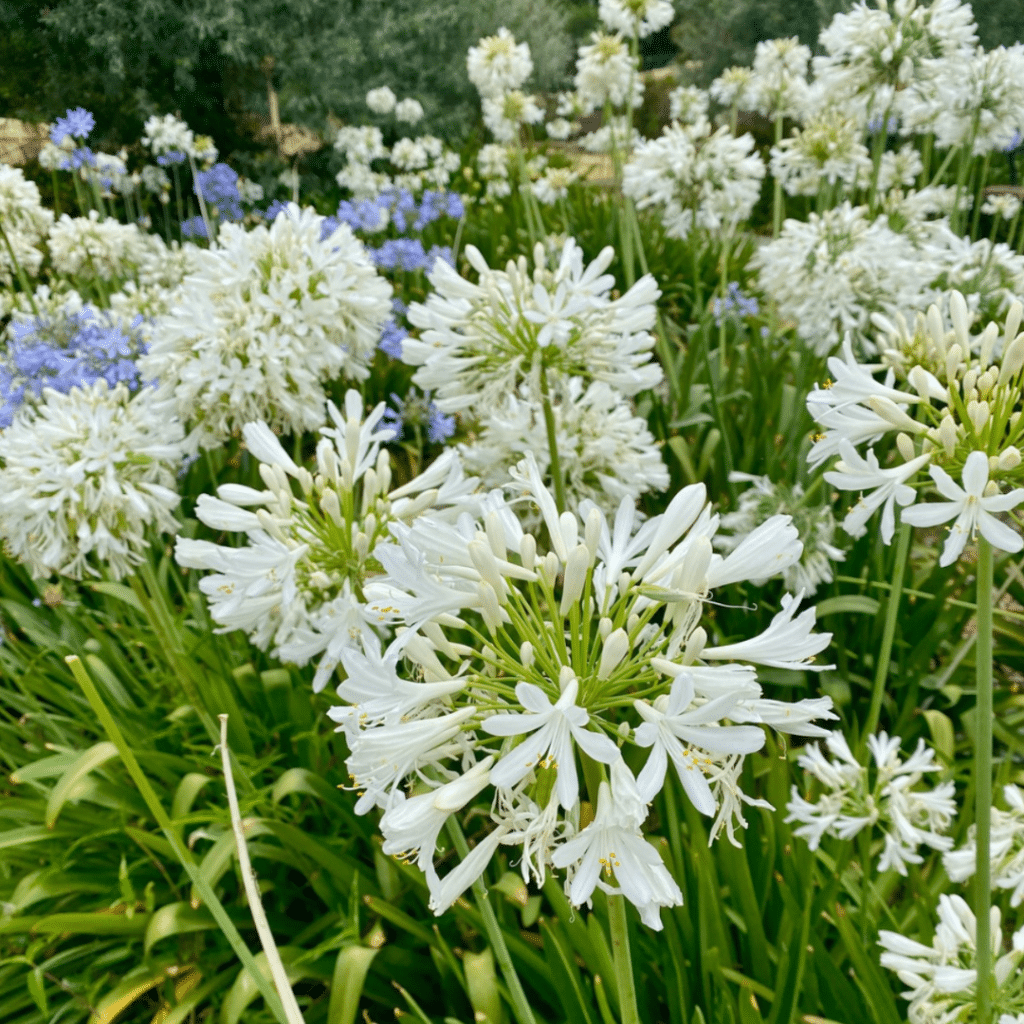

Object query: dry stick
[218,715,306,1024]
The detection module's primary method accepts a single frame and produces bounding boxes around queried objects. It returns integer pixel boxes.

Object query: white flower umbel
[404,238,663,416]
[749,37,811,121]
[459,377,668,520]
[48,212,151,283]
[945,784,1024,908]
[366,86,397,114]
[141,204,392,447]
[785,731,955,874]
[551,759,683,929]
[0,381,184,580]
[0,165,53,286]
[597,0,674,39]
[754,202,937,356]
[341,455,835,926]
[175,390,479,692]
[623,121,765,240]
[769,110,872,198]
[879,895,1024,1024]
[467,27,533,99]
[481,90,545,144]
[574,32,642,115]
[808,292,1024,561]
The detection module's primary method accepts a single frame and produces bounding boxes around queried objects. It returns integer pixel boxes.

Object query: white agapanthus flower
[813,0,978,132]
[623,122,766,240]
[337,453,834,923]
[982,194,1022,221]
[334,125,388,165]
[931,235,1024,328]
[769,111,872,197]
[808,292,1024,563]
[879,896,1024,1024]
[579,117,643,155]
[0,382,184,580]
[945,784,1024,908]
[141,113,196,157]
[597,0,674,39]
[405,238,662,416]
[175,390,479,692]
[716,472,845,594]
[574,32,643,114]
[48,212,152,282]
[459,377,668,518]
[531,166,578,204]
[395,98,425,125]
[140,203,392,448]
[668,86,709,127]
[748,37,812,121]
[366,86,397,114]
[785,731,955,873]
[0,164,54,285]
[481,90,545,144]
[467,27,534,99]
[753,202,938,355]
[710,66,755,110]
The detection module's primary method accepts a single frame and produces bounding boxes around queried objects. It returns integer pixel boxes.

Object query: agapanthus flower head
[710,66,755,109]
[48,211,152,282]
[809,292,1024,565]
[0,165,53,286]
[982,194,1022,221]
[395,98,425,125]
[175,390,479,691]
[748,37,811,120]
[382,388,456,445]
[404,237,663,416]
[717,472,845,595]
[482,90,544,143]
[140,203,392,448]
[945,784,1024,908]
[337,453,834,924]
[597,0,674,38]
[880,895,1024,1024]
[753,202,937,356]
[467,27,534,98]
[142,113,195,157]
[668,86,709,127]
[0,381,183,580]
[194,163,243,222]
[769,110,873,197]
[366,86,397,114]
[574,32,642,114]
[49,107,95,145]
[179,216,208,239]
[459,376,668,518]
[785,731,955,874]
[623,121,766,240]
[1,304,148,427]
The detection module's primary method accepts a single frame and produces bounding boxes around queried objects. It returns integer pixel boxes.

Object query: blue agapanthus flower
[59,147,96,172]
[264,200,290,222]
[713,281,760,326]
[180,216,208,239]
[378,319,408,359]
[0,306,149,428]
[194,163,244,222]
[50,107,95,146]
[382,389,456,444]
[156,150,187,167]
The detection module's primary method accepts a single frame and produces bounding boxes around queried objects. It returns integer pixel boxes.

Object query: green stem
[539,363,567,513]
[771,114,785,237]
[608,894,640,1024]
[0,220,39,316]
[66,656,291,1024]
[862,520,912,747]
[975,537,994,1024]
[447,820,537,1024]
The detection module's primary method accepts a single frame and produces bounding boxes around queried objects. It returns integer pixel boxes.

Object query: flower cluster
[598,0,674,39]
[194,163,244,223]
[808,292,1024,565]
[48,212,154,283]
[880,896,1024,1024]
[141,203,392,448]
[467,27,533,98]
[330,454,834,924]
[0,304,148,427]
[785,731,955,874]
[623,122,766,240]
[0,165,54,286]
[334,127,461,198]
[0,381,184,580]
[176,390,479,692]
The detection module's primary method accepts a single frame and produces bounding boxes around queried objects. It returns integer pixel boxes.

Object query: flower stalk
[608,893,641,1024]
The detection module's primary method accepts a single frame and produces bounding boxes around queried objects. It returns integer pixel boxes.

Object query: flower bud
[559,511,578,552]
[967,399,989,434]
[520,641,535,669]
[478,581,503,633]
[945,343,963,384]
[896,432,916,462]
[320,488,344,526]
[682,626,707,665]
[949,290,970,349]
[998,447,1021,471]
[539,550,560,587]
[519,534,536,570]
[926,303,947,357]
[558,665,576,692]
[979,321,999,370]
[469,540,507,601]
[485,511,506,558]
[937,414,958,457]
[598,628,630,680]
[998,334,1024,386]
[977,369,996,399]
[1003,301,1023,352]
[560,543,591,616]
[599,616,613,640]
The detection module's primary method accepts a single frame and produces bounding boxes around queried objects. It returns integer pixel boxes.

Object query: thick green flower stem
[771,114,785,238]
[975,537,995,1024]
[446,820,537,1024]
[608,894,641,1024]
[539,363,568,514]
[862,520,912,749]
